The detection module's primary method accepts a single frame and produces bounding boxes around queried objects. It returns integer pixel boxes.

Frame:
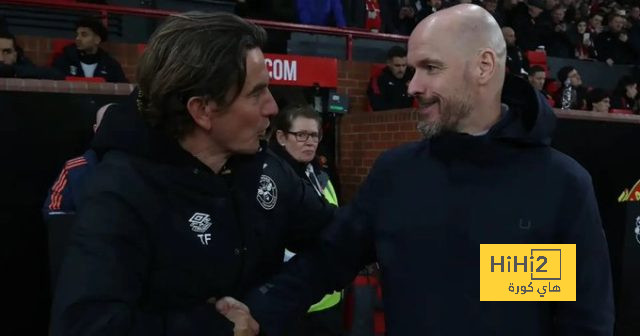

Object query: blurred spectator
[43,103,115,216]
[365,0,383,32]
[590,0,612,16]
[52,17,127,82]
[595,13,637,65]
[588,12,604,34]
[296,0,346,28]
[0,31,18,68]
[544,0,559,12]
[528,65,555,105]
[482,0,506,26]
[586,88,610,113]
[568,20,598,59]
[235,0,296,22]
[542,5,575,58]
[630,5,640,24]
[343,0,382,32]
[560,0,577,23]
[0,31,63,79]
[382,0,419,35]
[416,0,443,21]
[555,65,588,109]
[500,0,520,15]
[610,75,639,112]
[628,5,640,62]
[511,0,546,51]
[502,27,528,75]
[367,46,414,111]
[573,0,591,23]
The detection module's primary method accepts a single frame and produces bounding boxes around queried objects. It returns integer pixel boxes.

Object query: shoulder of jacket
[377,141,425,165]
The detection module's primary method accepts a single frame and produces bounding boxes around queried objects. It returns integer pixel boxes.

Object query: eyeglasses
[286,131,322,142]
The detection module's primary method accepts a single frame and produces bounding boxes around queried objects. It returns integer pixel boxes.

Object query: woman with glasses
[270,104,342,336]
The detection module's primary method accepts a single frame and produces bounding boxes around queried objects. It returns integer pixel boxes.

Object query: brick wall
[337,60,377,114]
[338,108,422,202]
[15,35,142,82]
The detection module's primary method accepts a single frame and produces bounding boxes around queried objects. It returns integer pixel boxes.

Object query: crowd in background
[237,0,640,65]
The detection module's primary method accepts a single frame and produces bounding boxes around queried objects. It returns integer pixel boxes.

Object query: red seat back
[366,64,387,112]
[545,80,561,97]
[525,50,547,66]
[50,39,74,65]
[64,76,106,83]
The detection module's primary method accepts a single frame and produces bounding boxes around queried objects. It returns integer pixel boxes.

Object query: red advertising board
[264,53,338,88]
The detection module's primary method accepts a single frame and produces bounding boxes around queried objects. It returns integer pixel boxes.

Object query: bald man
[246,5,614,336]
[501,26,528,75]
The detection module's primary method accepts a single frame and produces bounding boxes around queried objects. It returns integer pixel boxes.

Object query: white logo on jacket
[257,174,277,210]
[189,212,212,233]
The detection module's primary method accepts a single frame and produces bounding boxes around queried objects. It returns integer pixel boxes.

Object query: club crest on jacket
[257,174,277,210]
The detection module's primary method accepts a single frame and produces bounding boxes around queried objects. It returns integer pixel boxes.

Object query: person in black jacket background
[50,12,335,336]
[367,45,414,111]
[0,31,64,79]
[52,17,127,82]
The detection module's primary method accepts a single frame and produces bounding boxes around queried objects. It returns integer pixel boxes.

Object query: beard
[417,92,473,139]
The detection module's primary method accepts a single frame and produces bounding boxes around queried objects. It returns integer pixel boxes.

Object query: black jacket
[511,3,545,51]
[367,66,414,111]
[595,31,637,65]
[247,75,614,335]
[52,44,127,83]
[506,44,528,75]
[0,52,64,80]
[50,92,335,336]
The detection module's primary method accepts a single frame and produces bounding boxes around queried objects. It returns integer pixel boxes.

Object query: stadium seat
[366,63,387,112]
[49,38,74,66]
[525,50,547,66]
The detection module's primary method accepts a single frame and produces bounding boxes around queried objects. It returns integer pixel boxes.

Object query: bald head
[411,4,506,68]
[407,4,506,137]
[501,26,516,46]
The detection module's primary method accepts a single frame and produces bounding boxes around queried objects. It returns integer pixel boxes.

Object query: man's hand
[209,297,260,336]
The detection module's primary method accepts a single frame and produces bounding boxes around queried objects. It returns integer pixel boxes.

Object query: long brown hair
[136,11,267,139]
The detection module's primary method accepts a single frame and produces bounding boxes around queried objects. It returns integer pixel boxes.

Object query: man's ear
[275,130,287,146]
[186,96,217,131]
[477,49,497,85]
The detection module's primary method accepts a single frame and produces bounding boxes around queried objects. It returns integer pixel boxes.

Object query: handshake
[211,296,260,336]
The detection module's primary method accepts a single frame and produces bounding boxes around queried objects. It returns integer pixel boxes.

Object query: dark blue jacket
[43,149,97,215]
[50,93,335,336]
[296,0,346,27]
[247,75,615,335]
